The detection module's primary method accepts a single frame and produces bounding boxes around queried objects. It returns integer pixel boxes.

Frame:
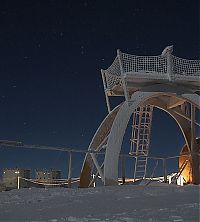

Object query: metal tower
[80,46,200,187]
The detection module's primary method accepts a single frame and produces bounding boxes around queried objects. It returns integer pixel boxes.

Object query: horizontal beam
[1,140,199,159]
[0,141,105,154]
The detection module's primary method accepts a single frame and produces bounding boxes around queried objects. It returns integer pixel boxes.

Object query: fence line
[1,141,199,188]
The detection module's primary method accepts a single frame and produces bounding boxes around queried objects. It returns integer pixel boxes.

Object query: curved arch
[79,104,123,188]
[104,91,200,185]
[148,99,191,150]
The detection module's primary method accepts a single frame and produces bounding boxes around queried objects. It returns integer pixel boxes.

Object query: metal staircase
[129,105,154,181]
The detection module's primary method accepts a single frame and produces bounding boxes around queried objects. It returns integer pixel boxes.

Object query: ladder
[129,105,154,181]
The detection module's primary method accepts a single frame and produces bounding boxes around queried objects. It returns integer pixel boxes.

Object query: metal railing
[1,140,199,188]
[102,47,200,90]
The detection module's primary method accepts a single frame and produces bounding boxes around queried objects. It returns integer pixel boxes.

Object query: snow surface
[0,183,199,222]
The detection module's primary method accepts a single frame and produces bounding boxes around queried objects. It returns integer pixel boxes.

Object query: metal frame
[82,46,200,187]
[103,92,200,185]
[5,47,198,188]
[1,140,199,188]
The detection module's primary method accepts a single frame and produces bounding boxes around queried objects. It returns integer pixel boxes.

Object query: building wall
[35,170,61,184]
[3,169,31,189]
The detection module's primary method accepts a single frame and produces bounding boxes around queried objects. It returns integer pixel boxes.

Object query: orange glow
[179,138,200,184]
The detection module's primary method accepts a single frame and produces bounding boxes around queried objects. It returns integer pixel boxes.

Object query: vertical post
[167,52,172,81]
[68,152,72,188]
[190,104,195,152]
[162,45,173,81]
[121,155,126,184]
[92,174,96,187]
[117,49,129,102]
[163,158,167,183]
[190,104,200,184]
[90,153,104,182]
[101,69,111,113]
[17,176,20,189]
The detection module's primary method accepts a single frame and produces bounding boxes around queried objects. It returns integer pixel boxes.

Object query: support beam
[121,155,126,184]
[80,104,121,188]
[162,159,167,183]
[171,107,200,127]
[117,49,129,101]
[90,153,104,182]
[104,91,200,186]
[68,152,72,188]
[101,69,111,113]
[17,176,20,190]
[190,105,200,184]
[88,163,104,187]
[167,97,184,109]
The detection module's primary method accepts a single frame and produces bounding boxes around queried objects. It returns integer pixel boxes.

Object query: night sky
[0,0,199,178]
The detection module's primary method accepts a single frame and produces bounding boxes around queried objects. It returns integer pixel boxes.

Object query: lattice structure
[101,46,200,183]
[172,56,200,77]
[129,105,154,180]
[80,46,200,188]
[103,56,122,90]
[121,53,167,74]
[101,47,200,97]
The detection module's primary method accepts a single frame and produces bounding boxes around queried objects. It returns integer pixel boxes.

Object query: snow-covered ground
[0,183,199,222]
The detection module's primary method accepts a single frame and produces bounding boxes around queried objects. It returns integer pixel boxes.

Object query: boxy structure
[35,169,61,184]
[3,168,30,189]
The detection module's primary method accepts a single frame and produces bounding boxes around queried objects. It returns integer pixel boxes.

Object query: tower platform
[101,47,200,98]
[80,46,200,188]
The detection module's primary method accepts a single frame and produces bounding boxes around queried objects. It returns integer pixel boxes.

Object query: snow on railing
[172,55,200,77]
[102,48,200,90]
[102,56,122,90]
[121,52,167,74]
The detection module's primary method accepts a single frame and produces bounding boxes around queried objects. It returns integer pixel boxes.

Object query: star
[80,46,85,55]
[83,1,88,7]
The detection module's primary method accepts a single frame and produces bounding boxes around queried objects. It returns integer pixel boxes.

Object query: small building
[0,182,6,192]
[35,169,61,184]
[2,168,31,189]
